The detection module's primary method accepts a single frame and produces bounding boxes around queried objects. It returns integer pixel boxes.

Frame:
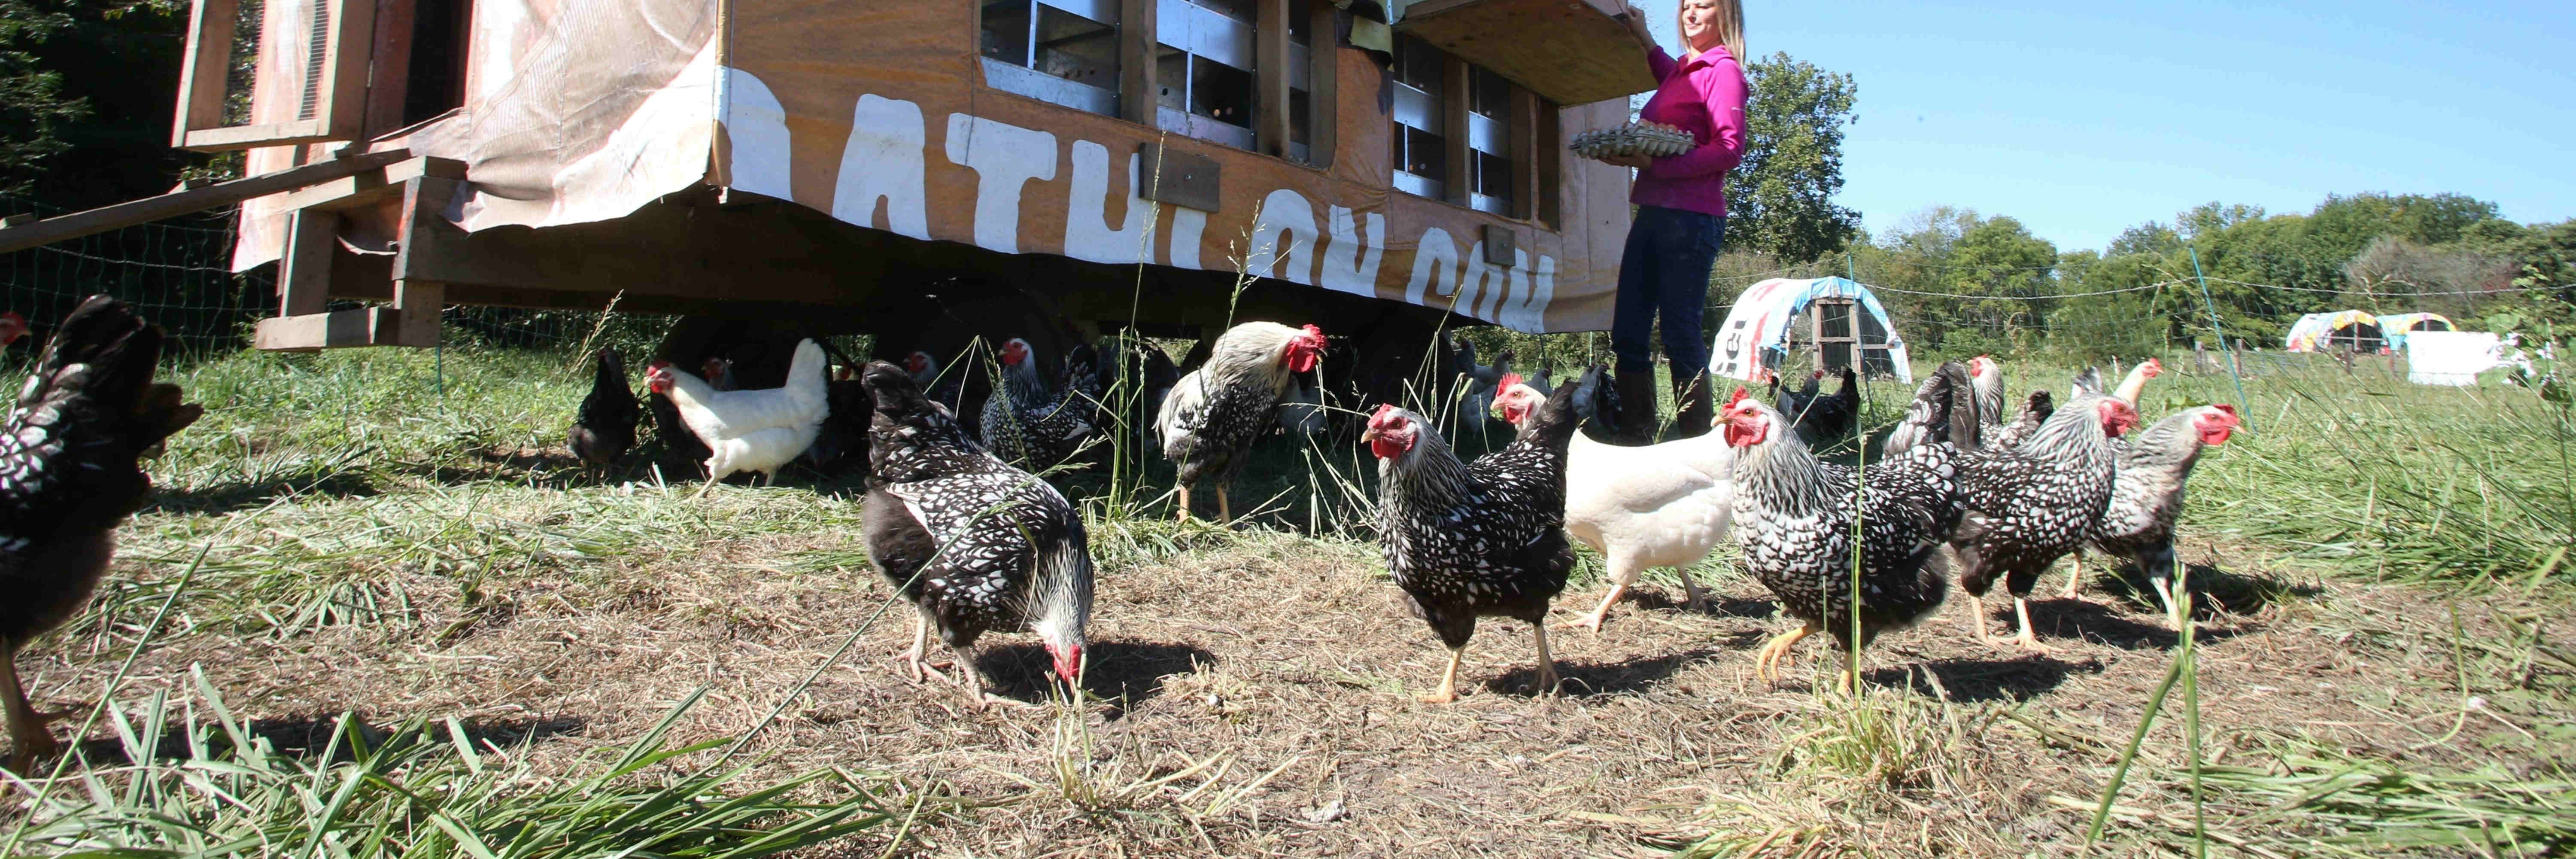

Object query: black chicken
[1789,366,1859,443]
[2,296,202,771]
[858,361,1093,707]
[1725,362,1977,687]
[568,347,641,471]
[797,364,874,479]
[1363,378,1582,704]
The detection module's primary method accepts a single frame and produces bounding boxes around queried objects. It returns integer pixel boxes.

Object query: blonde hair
[1676,0,1746,61]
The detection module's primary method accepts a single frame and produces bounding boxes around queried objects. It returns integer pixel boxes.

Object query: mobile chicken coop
[151,0,1654,386]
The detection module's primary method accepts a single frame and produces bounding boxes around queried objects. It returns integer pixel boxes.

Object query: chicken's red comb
[1726,387,1750,407]
[1368,403,1400,425]
[1300,323,1324,339]
[2209,402,2239,420]
[1498,372,1523,392]
[645,360,673,372]
[2142,358,2163,376]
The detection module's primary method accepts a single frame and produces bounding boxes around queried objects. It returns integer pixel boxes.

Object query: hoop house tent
[2284,311,2387,353]
[2376,312,2454,350]
[1710,277,1914,383]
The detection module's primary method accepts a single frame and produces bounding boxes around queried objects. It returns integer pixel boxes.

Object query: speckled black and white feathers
[1988,390,2055,450]
[569,348,640,467]
[1950,394,2123,600]
[1881,361,1980,457]
[1729,401,1961,649]
[2089,406,2227,575]
[1157,323,1310,487]
[2,296,201,649]
[982,345,1102,475]
[860,362,1091,655]
[1374,381,1582,648]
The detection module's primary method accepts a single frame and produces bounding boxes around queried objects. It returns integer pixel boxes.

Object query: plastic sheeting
[1709,277,1914,384]
[2376,312,2454,351]
[2405,331,2501,386]
[2284,310,2383,353]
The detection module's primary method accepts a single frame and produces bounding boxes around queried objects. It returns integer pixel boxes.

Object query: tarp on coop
[2284,310,2385,353]
[1709,277,1914,384]
[2404,330,2502,386]
[2376,312,2455,350]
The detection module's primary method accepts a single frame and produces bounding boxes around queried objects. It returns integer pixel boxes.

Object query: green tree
[0,0,91,196]
[1722,53,1860,263]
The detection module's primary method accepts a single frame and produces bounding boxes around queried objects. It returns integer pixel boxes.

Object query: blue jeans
[1611,206,1725,376]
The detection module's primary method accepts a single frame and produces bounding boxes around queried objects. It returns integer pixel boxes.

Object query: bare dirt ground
[23,506,2570,857]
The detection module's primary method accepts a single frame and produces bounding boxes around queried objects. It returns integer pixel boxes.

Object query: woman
[1602,0,1747,442]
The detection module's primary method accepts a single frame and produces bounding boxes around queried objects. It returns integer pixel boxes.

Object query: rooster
[982,339,1103,475]
[2,296,202,771]
[1968,355,2007,434]
[1156,322,1326,521]
[568,347,641,472]
[1365,379,1582,703]
[1949,391,2139,650]
[2073,405,2238,626]
[644,338,829,497]
[1725,364,1978,686]
[858,361,1092,707]
[1494,369,1727,632]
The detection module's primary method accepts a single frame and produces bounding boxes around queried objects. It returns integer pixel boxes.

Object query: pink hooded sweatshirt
[1631,45,1749,218]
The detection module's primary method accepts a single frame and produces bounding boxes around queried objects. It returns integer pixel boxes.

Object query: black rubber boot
[1613,366,1659,446]
[1669,371,1714,440]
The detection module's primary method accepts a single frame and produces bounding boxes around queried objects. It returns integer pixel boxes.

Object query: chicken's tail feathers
[29,295,200,451]
[1569,364,1618,436]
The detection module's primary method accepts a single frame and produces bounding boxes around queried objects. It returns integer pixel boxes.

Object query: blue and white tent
[1710,277,1915,383]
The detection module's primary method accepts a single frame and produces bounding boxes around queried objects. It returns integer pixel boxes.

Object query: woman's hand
[1619,4,1656,47]
[1599,152,1655,170]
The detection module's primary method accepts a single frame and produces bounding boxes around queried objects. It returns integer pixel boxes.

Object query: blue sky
[1628,1,2576,252]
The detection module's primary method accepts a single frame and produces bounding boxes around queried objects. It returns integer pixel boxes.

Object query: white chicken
[646,338,830,497]
[1494,369,1732,632]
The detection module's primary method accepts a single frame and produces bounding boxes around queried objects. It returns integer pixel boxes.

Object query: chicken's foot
[1674,566,1711,612]
[1567,582,1629,633]
[1963,593,2000,646]
[1529,623,1560,697]
[1753,622,1817,684]
[2010,597,2054,652]
[2060,553,2087,600]
[3,646,63,774]
[1417,646,1464,704]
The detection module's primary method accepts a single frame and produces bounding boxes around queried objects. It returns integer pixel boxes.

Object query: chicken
[1789,367,1860,444]
[644,338,829,497]
[2072,405,2239,625]
[857,361,1093,707]
[982,339,1104,475]
[903,350,966,413]
[1949,391,2139,650]
[1493,368,1730,632]
[1364,379,1583,703]
[1278,378,1324,438]
[2,296,202,771]
[1769,367,1823,420]
[1156,322,1327,521]
[1988,390,2054,449]
[1968,355,2007,433]
[568,347,641,471]
[701,356,738,391]
[0,312,23,348]
[798,364,874,478]
[1526,358,1557,399]
[1881,361,1985,457]
[1724,363,1977,686]
[2110,358,2162,403]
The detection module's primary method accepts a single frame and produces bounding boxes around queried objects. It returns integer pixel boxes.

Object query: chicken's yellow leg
[2011,597,2053,652]
[2,644,61,774]
[1964,594,1999,646]
[1417,646,1464,704]
[1175,484,1194,521]
[1216,486,1231,523]
[1753,622,1817,684]
[2061,552,2086,600]
[1529,623,1560,696]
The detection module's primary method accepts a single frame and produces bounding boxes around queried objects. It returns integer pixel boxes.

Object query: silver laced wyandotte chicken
[1724,363,1977,688]
[1949,384,2140,651]
[2,296,203,771]
[1156,322,1325,521]
[858,361,1093,709]
[1363,378,1582,704]
[568,347,641,472]
[2075,404,2239,627]
[981,339,1104,477]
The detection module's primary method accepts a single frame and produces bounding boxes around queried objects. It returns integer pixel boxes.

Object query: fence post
[2188,246,2253,431]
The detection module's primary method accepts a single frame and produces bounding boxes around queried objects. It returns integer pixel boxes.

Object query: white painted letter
[1500,254,1556,333]
[1245,189,1318,285]
[1167,208,1207,269]
[1318,205,1385,297]
[1064,142,1151,264]
[1404,228,1461,309]
[831,94,930,240]
[720,68,793,201]
[945,113,1059,254]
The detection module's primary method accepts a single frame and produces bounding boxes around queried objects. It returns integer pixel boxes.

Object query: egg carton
[1567,121,1697,160]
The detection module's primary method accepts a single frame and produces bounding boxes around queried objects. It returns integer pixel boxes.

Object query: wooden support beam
[1305,0,1337,167]
[279,209,337,316]
[1118,0,1158,125]
[277,156,468,212]
[0,149,412,255]
[1508,85,1537,220]
[1256,0,1293,158]
[254,308,407,351]
[1535,100,1561,228]
[1441,55,1472,207]
[391,280,444,347]
[171,0,240,149]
